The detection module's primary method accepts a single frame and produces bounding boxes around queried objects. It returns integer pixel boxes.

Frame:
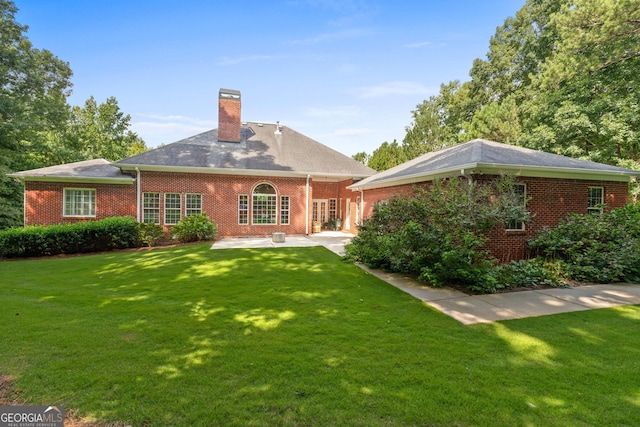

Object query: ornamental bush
[527,204,640,283]
[171,213,218,243]
[472,259,565,293]
[136,222,165,247]
[345,176,531,290]
[0,216,139,258]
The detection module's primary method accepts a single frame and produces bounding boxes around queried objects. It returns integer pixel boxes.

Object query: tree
[35,96,147,165]
[464,96,522,144]
[521,0,640,166]
[0,0,72,228]
[352,151,369,165]
[367,140,405,171]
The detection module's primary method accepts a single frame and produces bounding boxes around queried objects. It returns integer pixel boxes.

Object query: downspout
[135,167,141,222]
[359,189,364,224]
[305,174,311,235]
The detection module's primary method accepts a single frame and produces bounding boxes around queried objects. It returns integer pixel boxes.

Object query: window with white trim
[143,192,160,224]
[506,183,526,231]
[588,187,604,214]
[164,193,182,225]
[64,188,95,217]
[329,198,337,220]
[238,195,248,225]
[252,183,277,224]
[280,196,290,225]
[185,194,202,216]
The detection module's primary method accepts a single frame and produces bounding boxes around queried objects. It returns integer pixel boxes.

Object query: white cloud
[402,41,447,49]
[289,28,369,45]
[305,105,360,118]
[329,128,374,137]
[350,81,436,99]
[131,115,215,147]
[217,54,287,66]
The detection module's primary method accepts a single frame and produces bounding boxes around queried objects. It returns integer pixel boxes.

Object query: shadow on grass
[2,244,640,425]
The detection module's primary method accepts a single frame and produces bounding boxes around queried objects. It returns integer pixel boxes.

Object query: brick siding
[357,176,630,263]
[24,173,359,239]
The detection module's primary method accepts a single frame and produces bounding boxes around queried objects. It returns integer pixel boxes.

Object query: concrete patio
[212,232,640,325]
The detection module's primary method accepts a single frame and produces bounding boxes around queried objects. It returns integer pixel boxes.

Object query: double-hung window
[238,195,249,225]
[143,193,160,224]
[185,194,202,216]
[164,193,182,225]
[588,187,604,214]
[506,183,526,231]
[64,188,95,217]
[280,196,290,225]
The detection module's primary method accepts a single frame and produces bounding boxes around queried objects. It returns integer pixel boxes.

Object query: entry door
[312,199,328,224]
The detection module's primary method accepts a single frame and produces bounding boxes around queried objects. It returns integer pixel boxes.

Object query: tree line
[354,0,640,178]
[0,0,146,229]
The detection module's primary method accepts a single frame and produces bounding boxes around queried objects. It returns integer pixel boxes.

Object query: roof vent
[274,121,282,135]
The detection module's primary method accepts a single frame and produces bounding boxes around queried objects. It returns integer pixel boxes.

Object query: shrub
[472,259,566,293]
[171,213,218,243]
[137,222,165,247]
[0,216,139,258]
[528,204,640,283]
[345,176,531,290]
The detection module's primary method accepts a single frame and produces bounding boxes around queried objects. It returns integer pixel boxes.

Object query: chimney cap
[219,88,241,99]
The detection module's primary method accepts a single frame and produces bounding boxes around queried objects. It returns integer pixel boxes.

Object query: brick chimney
[218,89,241,142]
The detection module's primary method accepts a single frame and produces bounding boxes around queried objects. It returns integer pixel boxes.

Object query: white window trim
[280,195,290,225]
[505,183,527,231]
[143,192,160,224]
[252,183,278,225]
[588,186,604,214]
[164,193,182,225]
[238,194,249,225]
[185,193,202,217]
[63,188,96,217]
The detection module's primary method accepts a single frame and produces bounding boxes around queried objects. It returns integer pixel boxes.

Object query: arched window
[252,183,277,224]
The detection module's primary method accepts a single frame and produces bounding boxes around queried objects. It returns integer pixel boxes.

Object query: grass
[1,243,639,426]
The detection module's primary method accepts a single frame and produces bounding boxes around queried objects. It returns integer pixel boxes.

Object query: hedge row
[0,217,139,258]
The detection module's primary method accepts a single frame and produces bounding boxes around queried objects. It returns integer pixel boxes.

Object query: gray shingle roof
[117,122,375,178]
[351,139,640,189]
[8,159,134,182]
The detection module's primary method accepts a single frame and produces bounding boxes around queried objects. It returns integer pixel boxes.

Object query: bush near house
[0,216,139,258]
[527,204,640,284]
[345,177,531,291]
[171,212,218,243]
[136,222,166,247]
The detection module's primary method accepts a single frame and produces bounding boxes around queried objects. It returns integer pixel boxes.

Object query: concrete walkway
[212,232,640,325]
[358,266,640,325]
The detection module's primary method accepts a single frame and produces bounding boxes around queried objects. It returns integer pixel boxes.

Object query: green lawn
[1,244,639,426]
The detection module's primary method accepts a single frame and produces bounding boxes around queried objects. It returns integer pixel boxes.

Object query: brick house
[9,89,375,238]
[347,139,640,262]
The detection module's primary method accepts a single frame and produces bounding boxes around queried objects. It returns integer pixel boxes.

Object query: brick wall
[22,173,364,238]
[139,171,310,237]
[24,181,136,226]
[358,176,630,263]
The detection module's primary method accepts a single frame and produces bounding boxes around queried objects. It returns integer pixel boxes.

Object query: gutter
[348,162,639,190]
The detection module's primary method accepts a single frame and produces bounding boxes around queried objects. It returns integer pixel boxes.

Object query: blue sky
[15,0,524,156]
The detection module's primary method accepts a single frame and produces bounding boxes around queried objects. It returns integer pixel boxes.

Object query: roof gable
[350,139,640,189]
